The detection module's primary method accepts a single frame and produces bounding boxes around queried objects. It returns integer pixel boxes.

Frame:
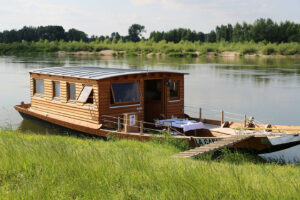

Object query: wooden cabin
[29,66,187,130]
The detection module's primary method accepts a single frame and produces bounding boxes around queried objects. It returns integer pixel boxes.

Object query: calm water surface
[1,54,300,134]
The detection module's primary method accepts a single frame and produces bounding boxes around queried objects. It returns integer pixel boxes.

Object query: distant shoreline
[57,50,300,59]
[1,41,300,58]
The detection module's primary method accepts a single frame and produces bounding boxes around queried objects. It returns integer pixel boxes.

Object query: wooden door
[144,79,165,123]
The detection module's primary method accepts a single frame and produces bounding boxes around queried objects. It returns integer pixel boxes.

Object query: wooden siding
[30,73,99,124]
[166,75,184,119]
[98,73,184,126]
[30,72,185,126]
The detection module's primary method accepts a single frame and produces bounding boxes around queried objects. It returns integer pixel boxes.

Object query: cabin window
[111,82,140,104]
[34,79,44,95]
[169,80,179,99]
[53,82,60,98]
[78,86,93,104]
[68,83,76,100]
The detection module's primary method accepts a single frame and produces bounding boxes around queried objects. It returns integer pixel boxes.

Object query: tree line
[0,26,89,43]
[0,18,299,44]
[150,19,300,43]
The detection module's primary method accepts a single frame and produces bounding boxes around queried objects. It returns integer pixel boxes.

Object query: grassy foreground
[1,40,300,57]
[0,130,299,199]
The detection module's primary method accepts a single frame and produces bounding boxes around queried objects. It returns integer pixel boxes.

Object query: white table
[155,118,206,132]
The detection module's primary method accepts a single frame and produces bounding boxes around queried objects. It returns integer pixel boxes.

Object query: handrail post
[221,110,224,126]
[244,115,247,127]
[117,117,121,132]
[124,114,128,133]
[167,126,171,135]
[140,121,144,135]
[199,108,202,122]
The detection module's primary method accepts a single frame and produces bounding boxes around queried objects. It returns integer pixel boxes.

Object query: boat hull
[15,103,294,156]
[258,135,300,163]
[259,145,300,163]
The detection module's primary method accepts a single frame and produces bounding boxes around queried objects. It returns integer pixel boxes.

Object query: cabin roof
[30,66,188,80]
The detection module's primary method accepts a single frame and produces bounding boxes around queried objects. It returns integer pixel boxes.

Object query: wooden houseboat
[15,66,300,163]
[15,66,188,137]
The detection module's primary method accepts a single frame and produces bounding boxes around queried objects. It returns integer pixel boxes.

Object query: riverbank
[0,129,299,199]
[1,40,300,58]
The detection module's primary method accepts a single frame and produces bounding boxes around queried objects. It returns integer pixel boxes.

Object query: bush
[242,47,257,54]
[166,51,184,57]
[278,43,299,55]
[262,46,277,55]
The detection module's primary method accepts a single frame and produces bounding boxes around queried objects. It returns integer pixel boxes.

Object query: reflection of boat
[15,66,300,163]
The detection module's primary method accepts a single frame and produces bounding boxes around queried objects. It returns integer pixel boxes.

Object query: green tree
[66,28,88,42]
[232,23,243,42]
[128,24,145,42]
[205,31,216,42]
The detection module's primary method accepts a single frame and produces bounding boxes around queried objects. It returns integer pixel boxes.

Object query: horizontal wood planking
[30,74,100,123]
[98,73,184,124]
[30,71,185,126]
[31,106,98,123]
[31,102,99,123]
[31,98,98,112]
[98,78,145,123]
[166,75,184,118]
[31,99,98,115]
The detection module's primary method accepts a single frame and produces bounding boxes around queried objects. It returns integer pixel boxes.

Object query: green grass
[0,130,300,199]
[1,40,300,57]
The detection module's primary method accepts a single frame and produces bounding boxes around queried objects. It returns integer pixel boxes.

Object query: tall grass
[0,130,299,199]
[0,40,300,57]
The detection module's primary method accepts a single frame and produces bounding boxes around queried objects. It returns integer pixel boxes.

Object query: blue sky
[0,0,299,37]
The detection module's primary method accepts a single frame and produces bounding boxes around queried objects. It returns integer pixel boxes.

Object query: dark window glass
[86,90,94,104]
[111,82,140,103]
[170,80,179,99]
[54,82,60,97]
[145,80,161,101]
[35,79,44,94]
[68,83,76,100]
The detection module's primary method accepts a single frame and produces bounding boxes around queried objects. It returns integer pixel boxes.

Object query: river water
[0,54,299,133]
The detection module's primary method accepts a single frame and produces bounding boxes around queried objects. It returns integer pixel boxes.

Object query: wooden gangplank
[174,135,254,158]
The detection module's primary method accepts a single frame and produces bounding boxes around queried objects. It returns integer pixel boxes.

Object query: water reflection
[0,54,299,133]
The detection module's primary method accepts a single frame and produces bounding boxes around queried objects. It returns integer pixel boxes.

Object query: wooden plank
[32,104,98,118]
[173,135,254,158]
[32,106,98,123]
[31,97,97,110]
[31,103,98,116]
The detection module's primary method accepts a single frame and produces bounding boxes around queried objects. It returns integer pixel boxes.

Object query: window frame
[53,81,61,100]
[67,82,77,102]
[110,81,141,106]
[169,80,180,100]
[78,85,94,105]
[33,78,44,97]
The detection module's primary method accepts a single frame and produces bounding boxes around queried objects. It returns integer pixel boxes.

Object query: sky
[0,0,299,37]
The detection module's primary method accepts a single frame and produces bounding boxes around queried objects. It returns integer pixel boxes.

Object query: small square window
[34,79,44,94]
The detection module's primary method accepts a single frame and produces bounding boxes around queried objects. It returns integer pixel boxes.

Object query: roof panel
[30,66,188,80]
